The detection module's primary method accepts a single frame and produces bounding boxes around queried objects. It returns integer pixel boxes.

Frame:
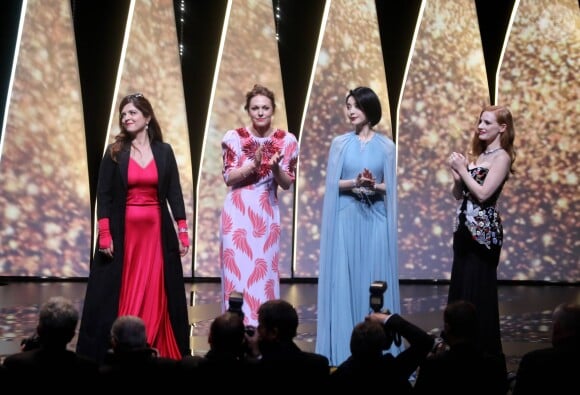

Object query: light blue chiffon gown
[315,131,402,366]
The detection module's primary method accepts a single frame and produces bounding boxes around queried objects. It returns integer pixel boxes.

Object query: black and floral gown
[448,166,505,358]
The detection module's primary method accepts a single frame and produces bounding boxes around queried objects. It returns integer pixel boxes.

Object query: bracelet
[352,179,357,188]
[178,227,188,233]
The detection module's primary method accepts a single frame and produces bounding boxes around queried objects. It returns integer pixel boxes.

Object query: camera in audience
[228,291,244,317]
[227,291,255,336]
[369,280,402,347]
[429,331,449,354]
[20,333,41,351]
[369,280,389,313]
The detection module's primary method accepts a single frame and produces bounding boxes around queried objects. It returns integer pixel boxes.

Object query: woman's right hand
[99,240,114,258]
[254,145,262,168]
[357,168,376,188]
[449,152,467,184]
[98,217,114,258]
[448,152,467,173]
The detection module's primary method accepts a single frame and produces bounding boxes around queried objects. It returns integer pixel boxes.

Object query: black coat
[76,141,190,363]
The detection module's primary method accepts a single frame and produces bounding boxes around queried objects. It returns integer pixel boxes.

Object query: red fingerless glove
[177,219,189,248]
[98,218,112,249]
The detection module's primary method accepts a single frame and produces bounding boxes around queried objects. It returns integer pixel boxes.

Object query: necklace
[358,132,373,151]
[483,147,502,155]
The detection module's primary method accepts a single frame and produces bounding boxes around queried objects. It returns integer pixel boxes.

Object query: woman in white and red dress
[219,84,298,326]
[77,93,190,363]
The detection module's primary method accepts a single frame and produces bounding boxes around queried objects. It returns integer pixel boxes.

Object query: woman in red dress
[77,93,190,363]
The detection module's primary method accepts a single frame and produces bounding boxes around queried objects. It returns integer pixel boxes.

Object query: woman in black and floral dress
[447,105,516,362]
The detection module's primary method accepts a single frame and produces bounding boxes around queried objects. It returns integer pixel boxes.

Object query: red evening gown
[117,158,181,359]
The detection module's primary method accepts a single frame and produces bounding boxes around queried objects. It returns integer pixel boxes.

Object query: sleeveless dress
[118,158,181,358]
[219,127,299,326]
[448,166,504,357]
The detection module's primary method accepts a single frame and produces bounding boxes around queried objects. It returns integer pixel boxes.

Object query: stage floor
[1,279,579,375]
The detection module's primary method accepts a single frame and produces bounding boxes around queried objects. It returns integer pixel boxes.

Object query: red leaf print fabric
[259,190,274,218]
[248,207,266,238]
[233,228,253,260]
[231,189,246,215]
[221,211,233,234]
[263,223,280,253]
[224,278,236,299]
[265,279,277,300]
[219,127,298,326]
[222,248,241,280]
[272,252,279,275]
[247,258,267,288]
[246,293,262,324]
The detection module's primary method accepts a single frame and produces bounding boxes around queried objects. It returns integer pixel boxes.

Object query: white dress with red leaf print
[219,127,298,326]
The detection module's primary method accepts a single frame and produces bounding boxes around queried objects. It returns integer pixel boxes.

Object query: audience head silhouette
[511,302,580,395]
[2,296,99,384]
[551,302,580,348]
[37,296,79,349]
[258,299,298,341]
[442,300,478,345]
[110,315,148,352]
[208,311,245,354]
[350,320,388,360]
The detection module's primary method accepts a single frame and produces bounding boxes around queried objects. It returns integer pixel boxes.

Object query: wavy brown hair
[110,93,164,162]
[243,84,276,113]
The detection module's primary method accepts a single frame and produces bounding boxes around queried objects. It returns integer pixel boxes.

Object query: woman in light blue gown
[315,86,401,366]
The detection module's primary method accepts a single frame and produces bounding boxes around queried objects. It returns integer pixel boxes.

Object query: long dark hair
[110,93,164,162]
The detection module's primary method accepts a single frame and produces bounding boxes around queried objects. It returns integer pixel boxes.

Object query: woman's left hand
[358,168,376,189]
[270,151,284,171]
[448,152,467,173]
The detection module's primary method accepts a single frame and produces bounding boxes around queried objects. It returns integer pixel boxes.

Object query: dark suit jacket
[178,350,257,388]
[330,314,434,393]
[99,348,180,388]
[256,341,330,391]
[512,341,580,395]
[76,141,190,364]
[413,342,507,395]
[2,347,99,387]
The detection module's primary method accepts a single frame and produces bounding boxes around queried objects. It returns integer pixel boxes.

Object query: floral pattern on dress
[453,167,503,249]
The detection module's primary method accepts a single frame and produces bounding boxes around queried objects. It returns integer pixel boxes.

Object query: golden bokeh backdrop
[0,0,577,282]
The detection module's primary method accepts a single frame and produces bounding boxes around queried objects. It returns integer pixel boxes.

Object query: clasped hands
[253,145,284,172]
[355,168,376,189]
[448,152,467,181]
[448,152,467,170]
